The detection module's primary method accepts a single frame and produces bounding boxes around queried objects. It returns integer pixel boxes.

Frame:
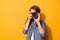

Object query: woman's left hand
[34,13,40,24]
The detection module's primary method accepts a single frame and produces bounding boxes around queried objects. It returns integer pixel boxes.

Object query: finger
[34,18,36,21]
[29,13,32,16]
[38,13,40,19]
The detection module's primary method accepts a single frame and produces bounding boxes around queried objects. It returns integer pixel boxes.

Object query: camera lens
[31,12,38,19]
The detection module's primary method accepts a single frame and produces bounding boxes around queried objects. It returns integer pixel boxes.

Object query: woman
[23,5,46,40]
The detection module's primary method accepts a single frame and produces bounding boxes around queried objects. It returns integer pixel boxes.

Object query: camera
[31,12,38,19]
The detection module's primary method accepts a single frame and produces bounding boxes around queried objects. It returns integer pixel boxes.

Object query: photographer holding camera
[23,5,46,40]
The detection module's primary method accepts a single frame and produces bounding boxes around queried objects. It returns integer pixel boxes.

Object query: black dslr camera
[31,12,38,19]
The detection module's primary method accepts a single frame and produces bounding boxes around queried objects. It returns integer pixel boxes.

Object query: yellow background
[0,0,60,40]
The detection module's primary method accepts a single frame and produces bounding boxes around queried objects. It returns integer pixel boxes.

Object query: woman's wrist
[36,21,40,24]
[27,19,30,22]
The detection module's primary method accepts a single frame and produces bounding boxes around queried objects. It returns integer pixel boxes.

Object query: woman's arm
[34,13,46,37]
[37,21,46,37]
[23,13,32,34]
[37,22,45,35]
[23,19,30,31]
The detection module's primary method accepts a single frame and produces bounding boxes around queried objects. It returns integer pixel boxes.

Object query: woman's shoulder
[40,20,46,25]
[40,20,44,23]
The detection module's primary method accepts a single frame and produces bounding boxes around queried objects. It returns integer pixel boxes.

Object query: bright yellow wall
[0,0,60,40]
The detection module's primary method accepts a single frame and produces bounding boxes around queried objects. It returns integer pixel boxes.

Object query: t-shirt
[31,32,34,40]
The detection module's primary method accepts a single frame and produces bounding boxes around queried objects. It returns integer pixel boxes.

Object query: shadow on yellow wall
[40,13,53,40]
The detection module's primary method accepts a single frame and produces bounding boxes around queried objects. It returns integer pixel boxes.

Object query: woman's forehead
[30,9,36,13]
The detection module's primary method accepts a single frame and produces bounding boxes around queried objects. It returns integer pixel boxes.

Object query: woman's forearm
[24,19,30,31]
[37,22,45,34]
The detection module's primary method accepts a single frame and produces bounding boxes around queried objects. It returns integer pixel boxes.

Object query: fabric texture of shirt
[23,20,46,40]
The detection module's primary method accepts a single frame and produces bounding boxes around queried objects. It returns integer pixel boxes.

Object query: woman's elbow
[41,32,46,38]
[22,29,28,34]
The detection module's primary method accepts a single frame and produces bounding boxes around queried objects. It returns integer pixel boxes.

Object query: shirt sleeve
[22,29,28,34]
[40,20,46,38]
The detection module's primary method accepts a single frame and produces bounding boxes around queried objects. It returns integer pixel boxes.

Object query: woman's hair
[29,5,41,13]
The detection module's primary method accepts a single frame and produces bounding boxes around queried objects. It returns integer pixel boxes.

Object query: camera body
[31,12,38,19]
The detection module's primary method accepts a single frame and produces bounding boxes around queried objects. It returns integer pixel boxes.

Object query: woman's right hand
[28,12,32,20]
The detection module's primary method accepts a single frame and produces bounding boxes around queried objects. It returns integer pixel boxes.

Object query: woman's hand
[28,12,32,20]
[34,13,40,24]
